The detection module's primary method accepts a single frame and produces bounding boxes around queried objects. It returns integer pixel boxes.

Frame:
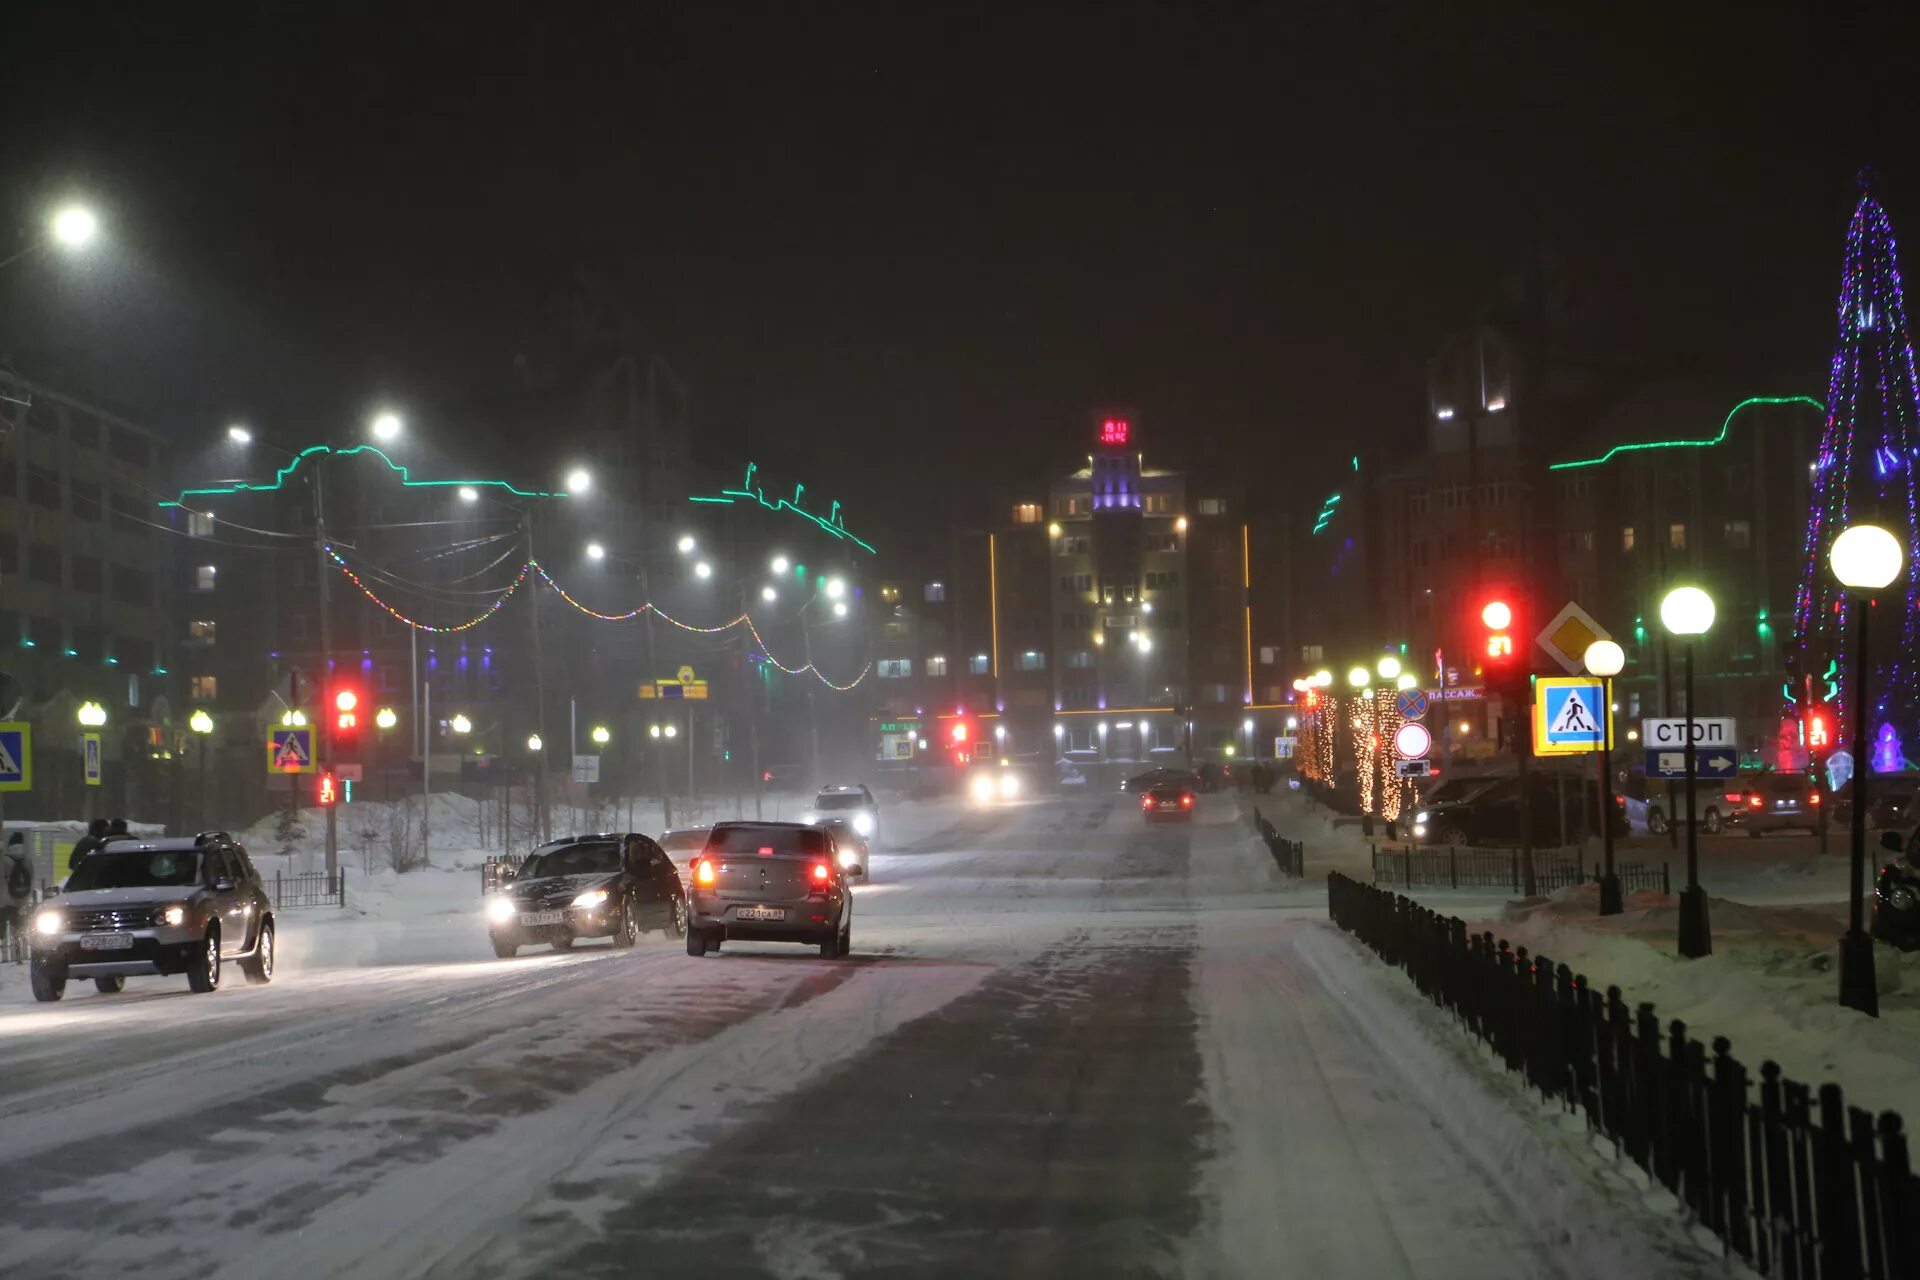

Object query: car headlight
[34,909,63,936]
[572,888,610,909]
[970,774,997,803]
[486,898,518,924]
[1413,811,1429,825]
[838,848,861,867]
[158,904,187,927]
[852,812,875,836]
[999,773,1020,798]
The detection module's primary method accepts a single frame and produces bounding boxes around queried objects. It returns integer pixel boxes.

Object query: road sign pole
[1677,644,1711,958]
[1840,596,1878,1016]
[1598,674,1621,916]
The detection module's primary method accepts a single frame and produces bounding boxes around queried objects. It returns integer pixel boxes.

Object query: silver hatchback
[685,822,852,959]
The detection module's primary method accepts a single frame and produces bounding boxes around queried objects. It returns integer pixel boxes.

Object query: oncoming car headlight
[1414,811,1430,825]
[34,909,63,937]
[998,772,1020,799]
[159,904,187,927]
[852,812,875,836]
[838,848,861,868]
[969,773,997,803]
[571,888,610,909]
[485,897,517,924]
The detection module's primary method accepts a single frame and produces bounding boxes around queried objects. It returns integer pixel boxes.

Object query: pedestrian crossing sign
[1532,677,1609,756]
[0,722,31,791]
[267,727,316,774]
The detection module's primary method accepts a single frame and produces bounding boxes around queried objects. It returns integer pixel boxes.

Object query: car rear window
[708,825,828,855]
[812,793,864,811]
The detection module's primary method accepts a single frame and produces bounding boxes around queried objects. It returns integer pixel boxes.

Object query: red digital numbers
[1099,419,1130,445]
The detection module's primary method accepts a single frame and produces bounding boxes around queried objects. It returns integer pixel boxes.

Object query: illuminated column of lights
[1790,170,1920,757]
[1349,695,1375,816]
[1375,686,1405,824]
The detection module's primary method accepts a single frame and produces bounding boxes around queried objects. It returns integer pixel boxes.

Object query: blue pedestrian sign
[82,731,103,787]
[0,722,31,791]
[1395,688,1429,722]
[1532,677,1609,756]
[267,727,315,774]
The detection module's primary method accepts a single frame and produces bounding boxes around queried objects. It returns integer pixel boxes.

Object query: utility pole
[313,465,338,876]
[523,509,550,841]
[801,606,820,784]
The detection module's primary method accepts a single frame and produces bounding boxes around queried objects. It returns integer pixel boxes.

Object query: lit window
[1668,522,1687,550]
[1018,650,1046,671]
[189,675,218,700]
[877,659,913,678]
[1724,520,1752,551]
[969,654,990,674]
[188,619,217,643]
[194,565,218,591]
[1011,502,1043,525]
[1197,498,1227,516]
[925,655,948,676]
[924,582,946,603]
[1621,526,1636,553]
[186,511,215,538]
[880,585,900,604]
[1259,646,1277,665]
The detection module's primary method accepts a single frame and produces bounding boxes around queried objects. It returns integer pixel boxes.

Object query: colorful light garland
[161,444,564,508]
[326,550,870,689]
[687,462,877,554]
[1789,172,1920,759]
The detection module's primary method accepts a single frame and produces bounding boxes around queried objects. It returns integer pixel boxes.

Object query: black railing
[1249,807,1305,878]
[1327,872,1920,1278]
[1369,844,1670,895]
[270,870,345,910]
[481,855,527,895]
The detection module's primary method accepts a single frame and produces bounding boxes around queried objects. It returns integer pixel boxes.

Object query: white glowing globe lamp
[1583,639,1625,679]
[1375,655,1401,680]
[1659,586,1715,637]
[1831,524,1904,592]
[1346,666,1370,689]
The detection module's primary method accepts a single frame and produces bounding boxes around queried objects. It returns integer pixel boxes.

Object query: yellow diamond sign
[1535,601,1610,675]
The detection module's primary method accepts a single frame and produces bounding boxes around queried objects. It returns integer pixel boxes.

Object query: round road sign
[1395,688,1429,721]
[1393,721,1433,760]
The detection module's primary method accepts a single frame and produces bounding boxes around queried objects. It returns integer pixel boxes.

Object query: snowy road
[0,794,1580,1278]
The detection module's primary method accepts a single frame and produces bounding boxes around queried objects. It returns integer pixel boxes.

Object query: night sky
[4,2,1920,530]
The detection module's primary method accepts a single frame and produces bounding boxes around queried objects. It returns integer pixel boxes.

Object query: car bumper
[690,896,843,944]
[488,904,619,944]
[31,929,204,976]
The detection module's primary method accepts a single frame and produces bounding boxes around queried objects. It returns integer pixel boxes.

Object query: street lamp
[664,723,678,739]
[590,725,611,746]
[770,554,790,575]
[457,485,479,504]
[832,601,849,618]
[564,468,592,495]
[677,534,697,554]
[1831,522,1904,1016]
[189,709,216,829]
[77,701,107,727]
[585,541,606,562]
[1659,585,1716,958]
[761,585,778,602]
[226,424,253,445]
[1375,655,1402,681]
[527,734,543,753]
[1346,666,1370,689]
[825,577,847,600]
[449,713,472,735]
[50,204,99,249]
[1584,639,1626,916]
[375,707,399,731]
[369,411,403,443]
[693,560,713,580]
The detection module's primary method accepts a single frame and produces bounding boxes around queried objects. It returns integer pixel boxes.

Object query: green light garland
[687,462,876,554]
[160,444,564,508]
[1548,395,1825,472]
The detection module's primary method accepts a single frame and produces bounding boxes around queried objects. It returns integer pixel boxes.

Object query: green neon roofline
[1548,395,1826,471]
[687,462,877,554]
[158,443,564,507]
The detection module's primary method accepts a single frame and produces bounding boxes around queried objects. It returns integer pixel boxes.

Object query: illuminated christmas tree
[1789,170,1920,768]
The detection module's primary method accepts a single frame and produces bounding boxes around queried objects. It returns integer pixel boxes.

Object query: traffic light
[1806,711,1831,752]
[318,770,339,806]
[332,686,362,759]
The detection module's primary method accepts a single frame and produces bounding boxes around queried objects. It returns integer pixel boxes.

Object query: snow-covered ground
[0,788,1736,1277]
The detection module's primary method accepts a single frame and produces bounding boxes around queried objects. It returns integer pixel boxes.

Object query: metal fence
[1327,873,1920,1278]
[1369,844,1670,896]
[480,855,527,895]
[1249,807,1305,879]
[269,870,346,910]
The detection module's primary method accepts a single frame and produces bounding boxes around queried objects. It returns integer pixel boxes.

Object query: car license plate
[79,933,134,950]
[1158,802,1177,810]
[519,910,564,927]
[736,906,786,922]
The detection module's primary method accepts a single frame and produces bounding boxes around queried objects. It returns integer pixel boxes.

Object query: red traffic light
[1480,600,1512,631]
[335,689,358,713]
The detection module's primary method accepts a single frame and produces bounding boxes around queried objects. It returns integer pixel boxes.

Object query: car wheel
[551,935,575,953]
[1439,824,1471,847]
[686,926,709,957]
[241,920,276,984]
[491,937,518,959]
[1648,806,1669,835]
[1748,824,1763,840]
[665,896,688,938]
[838,923,852,957]
[93,975,126,995]
[1704,807,1723,835]
[186,930,221,993]
[613,900,639,949]
[29,959,65,1003]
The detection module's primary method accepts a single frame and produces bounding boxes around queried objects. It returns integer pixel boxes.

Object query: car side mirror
[211,877,235,892]
[1882,830,1906,855]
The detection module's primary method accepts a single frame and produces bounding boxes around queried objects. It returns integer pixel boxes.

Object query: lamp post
[189,709,215,828]
[1583,640,1626,916]
[1660,585,1716,958]
[375,706,398,801]
[1830,523,1903,1016]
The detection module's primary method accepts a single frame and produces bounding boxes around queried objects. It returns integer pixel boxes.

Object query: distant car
[1139,782,1195,821]
[1724,773,1823,837]
[801,784,881,847]
[686,821,853,959]
[1121,767,1200,794]
[658,826,713,889]
[29,832,275,1001]
[808,816,870,879]
[484,833,686,957]
[1634,776,1738,835]
[1410,777,1626,846]
[1872,826,1920,951]
[968,767,1024,804]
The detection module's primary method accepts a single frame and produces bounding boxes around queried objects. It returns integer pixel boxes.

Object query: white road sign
[1641,717,1736,749]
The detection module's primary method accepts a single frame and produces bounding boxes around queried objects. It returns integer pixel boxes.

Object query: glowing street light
[677,534,697,554]
[375,707,399,731]
[664,723,678,739]
[526,734,543,753]
[50,204,98,249]
[832,601,849,618]
[770,554,790,574]
[457,486,479,504]
[1584,638,1627,917]
[76,701,108,727]
[281,709,308,727]
[585,541,606,562]
[761,585,778,602]
[1346,666,1370,689]
[226,424,253,445]
[189,709,215,735]
[590,725,611,746]
[564,467,592,495]
[1659,584,1717,959]
[825,577,847,600]
[369,411,403,443]
[1375,655,1401,680]
[449,713,472,735]
[693,560,713,581]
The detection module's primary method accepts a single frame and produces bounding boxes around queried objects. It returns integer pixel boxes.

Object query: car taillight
[1614,795,1626,808]
[1811,791,1822,805]
[1180,793,1193,808]
[1724,793,1745,804]
[811,861,830,884]
[1749,795,1764,809]
[1142,795,1154,809]
[695,859,716,886]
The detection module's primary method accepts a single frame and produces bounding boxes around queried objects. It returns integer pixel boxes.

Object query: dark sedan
[1121,767,1201,794]
[1140,782,1196,821]
[686,821,852,959]
[484,833,687,957]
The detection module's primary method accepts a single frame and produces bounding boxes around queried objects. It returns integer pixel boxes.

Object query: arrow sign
[1644,747,1738,779]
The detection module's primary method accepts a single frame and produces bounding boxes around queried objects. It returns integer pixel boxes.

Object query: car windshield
[709,825,828,855]
[812,793,864,810]
[519,842,622,879]
[65,849,201,890]
[658,831,709,853]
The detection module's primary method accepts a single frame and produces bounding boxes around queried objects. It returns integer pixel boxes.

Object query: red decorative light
[951,723,969,743]
[1099,418,1131,446]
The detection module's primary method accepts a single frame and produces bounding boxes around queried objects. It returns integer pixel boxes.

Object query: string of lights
[327,547,531,632]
